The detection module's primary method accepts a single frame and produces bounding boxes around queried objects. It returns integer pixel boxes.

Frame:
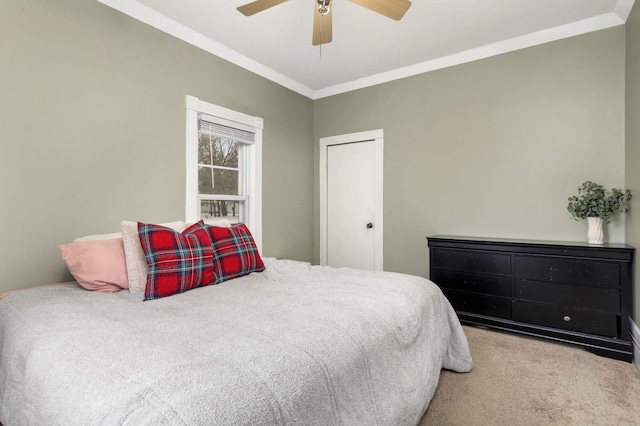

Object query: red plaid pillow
[138,221,215,300]
[206,223,265,284]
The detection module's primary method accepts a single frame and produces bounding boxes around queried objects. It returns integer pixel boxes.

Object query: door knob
[366,223,373,229]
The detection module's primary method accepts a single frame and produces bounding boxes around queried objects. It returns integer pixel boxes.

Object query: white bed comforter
[0,258,472,426]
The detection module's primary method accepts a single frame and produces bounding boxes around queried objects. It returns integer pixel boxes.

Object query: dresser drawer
[432,249,510,276]
[431,270,511,297]
[515,280,620,312]
[428,235,634,361]
[514,256,620,288]
[443,290,511,319]
[513,301,618,337]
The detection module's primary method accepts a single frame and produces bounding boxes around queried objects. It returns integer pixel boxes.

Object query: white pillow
[74,231,122,242]
[189,219,232,228]
[120,220,186,294]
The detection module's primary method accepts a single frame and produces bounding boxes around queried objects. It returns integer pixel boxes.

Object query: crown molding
[615,0,636,21]
[97,0,634,101]
[95,0,316,99]
[313,10,628,99]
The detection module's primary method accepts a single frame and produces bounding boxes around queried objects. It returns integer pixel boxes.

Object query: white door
[320,130,383,271]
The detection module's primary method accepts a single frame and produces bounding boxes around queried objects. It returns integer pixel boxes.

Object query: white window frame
[185,95,263,251]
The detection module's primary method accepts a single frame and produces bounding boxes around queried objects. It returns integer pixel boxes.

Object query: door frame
[319,129,384,270]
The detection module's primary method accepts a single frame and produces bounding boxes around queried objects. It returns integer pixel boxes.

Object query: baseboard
[631,318,640,372]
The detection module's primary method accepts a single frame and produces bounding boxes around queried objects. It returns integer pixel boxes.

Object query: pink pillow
[59,238,128,292]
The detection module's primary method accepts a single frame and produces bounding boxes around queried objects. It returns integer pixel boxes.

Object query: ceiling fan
[237,0,412,46]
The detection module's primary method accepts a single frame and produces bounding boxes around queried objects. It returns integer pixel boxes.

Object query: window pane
[200,200,241,225]
[198,135,239,168]
[198,167,239,195]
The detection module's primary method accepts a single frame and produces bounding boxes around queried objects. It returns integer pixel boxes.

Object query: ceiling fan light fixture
[317,0,331,15]
[237,0,411,45]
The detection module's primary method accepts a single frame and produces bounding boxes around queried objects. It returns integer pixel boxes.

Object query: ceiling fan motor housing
[317,0,331,15]
[238,0,412,45]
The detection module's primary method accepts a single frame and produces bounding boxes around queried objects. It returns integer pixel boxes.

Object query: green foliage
[567,181,632,224]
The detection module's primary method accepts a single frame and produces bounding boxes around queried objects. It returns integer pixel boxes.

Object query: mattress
[0,258,472,425]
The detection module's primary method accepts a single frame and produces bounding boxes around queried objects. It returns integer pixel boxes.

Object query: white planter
[587,217,604,245]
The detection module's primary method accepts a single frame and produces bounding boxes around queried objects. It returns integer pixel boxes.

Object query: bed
[0,258,472,425]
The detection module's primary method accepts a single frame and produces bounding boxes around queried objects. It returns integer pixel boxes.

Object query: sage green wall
[626,2,640,321]
[0,0,631,300]
[0,0,314,292]
[314,28,626,279]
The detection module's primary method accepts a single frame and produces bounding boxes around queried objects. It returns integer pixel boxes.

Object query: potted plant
[567,181,632,244]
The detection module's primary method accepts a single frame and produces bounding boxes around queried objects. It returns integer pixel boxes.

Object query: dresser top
[427,234,634,251]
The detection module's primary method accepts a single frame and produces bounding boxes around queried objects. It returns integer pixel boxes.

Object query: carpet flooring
[421,325,640,425]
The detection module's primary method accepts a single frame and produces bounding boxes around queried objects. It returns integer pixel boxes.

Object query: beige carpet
[421,325,640,425]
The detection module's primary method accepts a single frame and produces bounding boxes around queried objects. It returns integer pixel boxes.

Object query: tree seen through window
[198,134,240,219]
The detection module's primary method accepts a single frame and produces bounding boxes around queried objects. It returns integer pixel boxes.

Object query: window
[185,96,263,251]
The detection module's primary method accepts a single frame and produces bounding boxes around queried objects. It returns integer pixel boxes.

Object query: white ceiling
[98,0,634,99]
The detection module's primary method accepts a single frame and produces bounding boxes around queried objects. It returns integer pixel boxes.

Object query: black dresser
[427,235,635,361]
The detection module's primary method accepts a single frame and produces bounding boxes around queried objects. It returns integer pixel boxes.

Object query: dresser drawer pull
[563,315,571,322]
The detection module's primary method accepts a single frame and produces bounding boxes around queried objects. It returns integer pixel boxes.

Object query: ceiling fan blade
[237,0,289,16]
[348,0,411,21]
[312,3,333,46]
